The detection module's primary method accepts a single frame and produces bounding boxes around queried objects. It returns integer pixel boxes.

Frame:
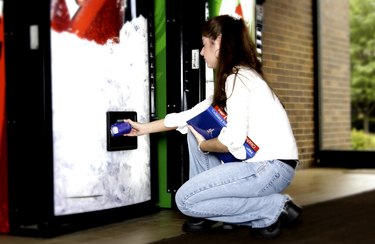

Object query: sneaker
[222,223,238,230]
[251,217,283,239]
[282,200,302,226]
[251,200,302,239]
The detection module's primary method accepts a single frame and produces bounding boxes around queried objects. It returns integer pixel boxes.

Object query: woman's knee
[174,187,186,212]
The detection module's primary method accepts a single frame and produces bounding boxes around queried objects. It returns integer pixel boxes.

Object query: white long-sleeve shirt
[164,68,298,162]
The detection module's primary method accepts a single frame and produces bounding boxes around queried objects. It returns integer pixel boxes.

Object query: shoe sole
[182,220,217,233]
[251,220,282,239]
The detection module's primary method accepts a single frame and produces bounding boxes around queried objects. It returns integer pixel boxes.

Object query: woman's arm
[188,125,229,153]
[124,119,177,136]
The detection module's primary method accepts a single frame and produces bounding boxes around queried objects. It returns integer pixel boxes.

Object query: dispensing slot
[106,111,137,151]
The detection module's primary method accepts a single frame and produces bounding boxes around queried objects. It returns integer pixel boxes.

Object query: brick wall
[262,0,316,168]
[261,0,351,168]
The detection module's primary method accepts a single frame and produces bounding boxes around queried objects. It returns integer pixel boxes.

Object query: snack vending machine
[1,0,157,235]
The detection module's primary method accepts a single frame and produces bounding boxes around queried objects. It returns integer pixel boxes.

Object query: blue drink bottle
[110,121,132,137]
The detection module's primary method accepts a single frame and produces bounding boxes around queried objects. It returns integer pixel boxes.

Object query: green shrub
[351,129,375,150]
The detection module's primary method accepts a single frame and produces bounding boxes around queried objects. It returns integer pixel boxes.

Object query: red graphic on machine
[50,0,125,45]
[235,1,243,17]
[50,0,71,32]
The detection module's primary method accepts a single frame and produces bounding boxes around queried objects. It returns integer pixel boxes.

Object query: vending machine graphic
[2,0,156,235]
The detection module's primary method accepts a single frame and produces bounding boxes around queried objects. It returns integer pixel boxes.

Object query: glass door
[317,0,375,168]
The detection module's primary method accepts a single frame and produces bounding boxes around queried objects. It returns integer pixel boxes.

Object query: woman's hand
[188,125,206,145]
[188,125,208,153]
[188,125,229,153]
[123,119,145,136]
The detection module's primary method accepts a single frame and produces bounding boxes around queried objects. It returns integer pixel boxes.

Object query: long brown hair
[202,15,265,111]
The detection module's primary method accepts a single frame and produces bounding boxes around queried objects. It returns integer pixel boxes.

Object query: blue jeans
[175,131,297,228]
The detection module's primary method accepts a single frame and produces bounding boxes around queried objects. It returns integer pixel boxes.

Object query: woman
[124,14,302,239]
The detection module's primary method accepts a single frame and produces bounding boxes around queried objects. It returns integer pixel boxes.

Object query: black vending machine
[2,0,157,236]
[165,0,207,202]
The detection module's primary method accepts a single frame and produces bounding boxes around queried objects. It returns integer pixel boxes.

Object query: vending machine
[164,0,207,201]
[1,0,157,236]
